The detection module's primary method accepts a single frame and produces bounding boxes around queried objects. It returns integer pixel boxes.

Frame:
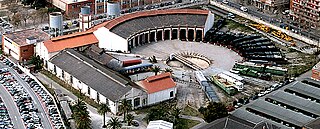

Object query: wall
[121,87,147,108]
[94,27,128,52]
[51,0,67,11]
[19,44,35,61]
[147,87,176,105]
[47,61,118,113]
[2,36,20,60]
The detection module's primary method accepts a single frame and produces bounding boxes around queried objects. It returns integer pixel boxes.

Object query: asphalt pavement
[0,63,54,129]
[214,0,320,41]
[0,82,25,129]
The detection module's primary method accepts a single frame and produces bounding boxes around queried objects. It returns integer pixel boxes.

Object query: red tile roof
[91,9,209,30]
[139,72,176,94]
[44,30,98,53]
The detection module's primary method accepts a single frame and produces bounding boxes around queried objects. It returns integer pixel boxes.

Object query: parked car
[240,6,248,12]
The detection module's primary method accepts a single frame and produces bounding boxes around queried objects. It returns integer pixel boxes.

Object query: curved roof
[92,9,209,38]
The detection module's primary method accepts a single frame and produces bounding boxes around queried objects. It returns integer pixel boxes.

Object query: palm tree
[118,99,132,122]
[126,114,134,126]
[152,65,161,75]
[98,103,111,128]
[73,110,92,129]
[164,68,173,73]
[72,99,92,129]
[107,117,122,129]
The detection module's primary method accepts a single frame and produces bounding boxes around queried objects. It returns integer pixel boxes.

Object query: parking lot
[0,57,64,129]
[0,96,14,129]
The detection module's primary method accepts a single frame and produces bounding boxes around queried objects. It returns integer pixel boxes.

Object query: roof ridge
[51,31,94,41]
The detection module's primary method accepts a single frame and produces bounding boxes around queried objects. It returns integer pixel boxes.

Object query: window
[97,93,100,102]
[88,87,90,95]
[134,98,140,107]
[170,91,174,97]
[61,70,64,78]
[143,98,146,105]
[23,49,28,52]
[53,65,56,73]
[70,76,73,84]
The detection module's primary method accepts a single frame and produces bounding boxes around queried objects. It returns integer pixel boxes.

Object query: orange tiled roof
[44,30,98,53]
[139,72,176,94]
[91,9,209,30]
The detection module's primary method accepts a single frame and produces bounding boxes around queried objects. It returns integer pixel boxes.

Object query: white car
[240,6,248,12]
[222,0,228,4]
[228,13,235,18]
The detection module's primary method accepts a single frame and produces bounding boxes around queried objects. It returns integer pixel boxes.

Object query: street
[214,0,320,41]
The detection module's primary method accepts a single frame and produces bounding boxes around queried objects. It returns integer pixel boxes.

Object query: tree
[11,13,21,27]
[30,55,43,70]
[8,3,19,15]
[71,99,92,129]
[198,102,228,123]
[118,99,132,122]
[32,0,47,9]
[126,114,134,126]
[30,11,38,26]
[98,103,111,128]
[107,117,122,129]
[151,65,161,75]
[37,8,48,23]
[20,8,32,26]
[164,68,173,73]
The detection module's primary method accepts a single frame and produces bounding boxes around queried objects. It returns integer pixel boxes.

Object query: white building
[136,72,177,105]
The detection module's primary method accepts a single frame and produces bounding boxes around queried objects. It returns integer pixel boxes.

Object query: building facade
[250,0,290,13]
[2,29,50,62]
[290,0,320,28]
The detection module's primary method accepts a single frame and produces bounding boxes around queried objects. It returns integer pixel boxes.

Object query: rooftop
[44,31,98,53]
[138,72,176,94]
[91,9,209,30]
[49,49,132,101]
[3,29,50,46]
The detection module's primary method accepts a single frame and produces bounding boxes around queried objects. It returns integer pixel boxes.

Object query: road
[213,0,320,41]
[0,81,25,129]
[0,63,54,129]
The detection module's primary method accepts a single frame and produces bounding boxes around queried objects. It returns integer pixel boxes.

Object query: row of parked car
[23,75,64,129]
[0,97,14,129]
[0,67,44,129]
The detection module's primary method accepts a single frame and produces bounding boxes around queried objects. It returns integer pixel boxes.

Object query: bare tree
[20,8,32,27]
[37,8,48,23]
[30,11,38,26]
[11,13,21,27]
[8,3,19,15]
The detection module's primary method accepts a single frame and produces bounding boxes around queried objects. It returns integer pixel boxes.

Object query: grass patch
[225,19,254,33]
[181,105,203,119]
[40,70,100,108]
[181,118,201,129]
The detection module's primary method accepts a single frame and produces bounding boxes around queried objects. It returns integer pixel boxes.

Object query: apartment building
[290,0,320,28]
[250,0,290,13]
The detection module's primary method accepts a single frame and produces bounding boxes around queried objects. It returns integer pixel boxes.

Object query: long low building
[48,48,176,113]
